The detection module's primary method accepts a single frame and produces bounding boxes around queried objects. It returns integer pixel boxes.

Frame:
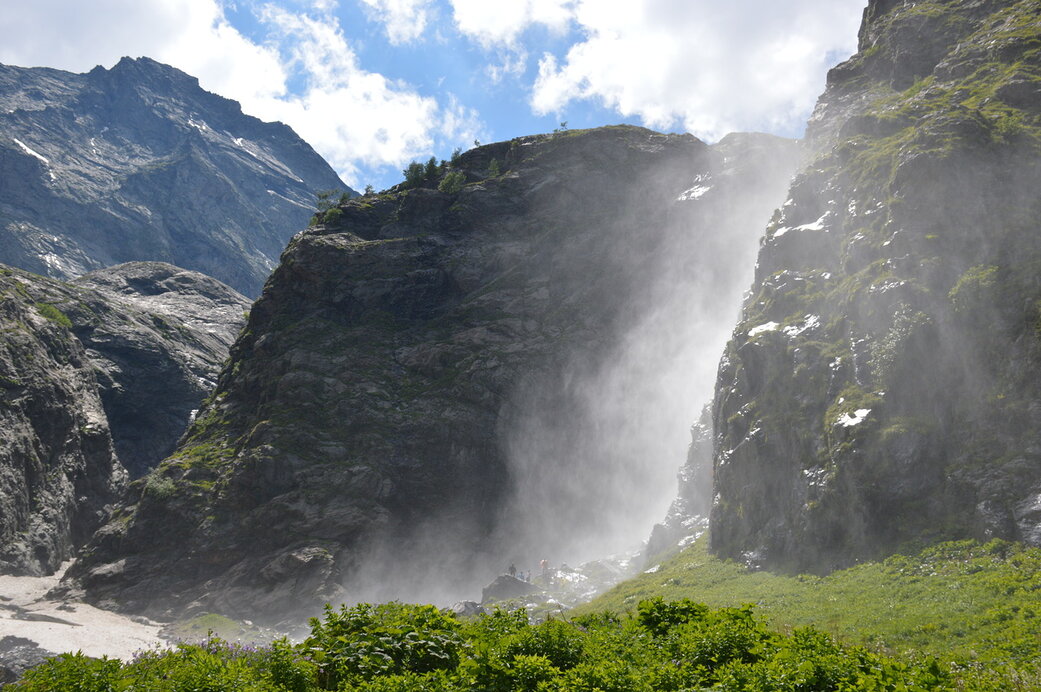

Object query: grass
[34,302,72,328]
[578,535,1041,667]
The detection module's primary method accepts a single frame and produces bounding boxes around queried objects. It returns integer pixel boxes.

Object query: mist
[342,132,802,607]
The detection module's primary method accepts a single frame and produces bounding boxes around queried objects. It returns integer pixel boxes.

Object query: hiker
[508,563,517,578]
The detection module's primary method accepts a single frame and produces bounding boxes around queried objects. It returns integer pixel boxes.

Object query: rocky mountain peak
[0,59,351,296]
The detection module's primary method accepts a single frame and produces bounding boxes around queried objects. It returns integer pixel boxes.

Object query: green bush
[8,597,986,690]
[13,653,122,692]
[304,602,464,688]
[438,171,465,194]
[321,207,343,225]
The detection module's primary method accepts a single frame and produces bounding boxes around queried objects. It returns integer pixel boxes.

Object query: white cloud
[449,0,576,47]
[358,0,434,44]
[253,5,484,184]
[0,0,484,189]
[528,0,864,140]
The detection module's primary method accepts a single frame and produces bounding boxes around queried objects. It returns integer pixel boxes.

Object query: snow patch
[643,564,660,574]
[234,137,261,160]
[748,321,779,336]
[870,279,905,294]
[677,174,712,201]
[783,314,820,337]
[266,188,312,210]
[772,212,830,238]
[836,408,871,427]
[13,137,48,164]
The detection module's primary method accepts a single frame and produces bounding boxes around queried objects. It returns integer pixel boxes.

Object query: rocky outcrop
[0,263,248,575]
[0,636,55,684]
[0,269,125,575]
[0,58,350,296]
[644,406,712,563]
[71,262,251,477]
[69,125,801,624]
[481,575,538,604]
[710,0,1041,571]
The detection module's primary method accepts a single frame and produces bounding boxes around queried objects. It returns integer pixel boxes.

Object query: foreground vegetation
[13,599,954,691]
[584,537,1041,667]
[13,538,1041,690]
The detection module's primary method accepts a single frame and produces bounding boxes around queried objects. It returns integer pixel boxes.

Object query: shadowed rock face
[68,125,802,624]
[0,262,248,575]
[0,269,125,576]
[72,262,251,478]
[710,0,1041,572]
[0,57,350,296]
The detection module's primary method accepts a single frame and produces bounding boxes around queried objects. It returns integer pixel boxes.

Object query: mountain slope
[0,57,350,296]
[710,0,1041,572]
[0,263,248,575]
[69,125,802,623]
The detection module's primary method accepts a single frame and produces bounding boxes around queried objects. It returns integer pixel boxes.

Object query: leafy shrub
[321,207,343,225]
[487,158,501,176]
[636,597,709,635]
[438,171,465,194]
[305,602,464,688]
[7,599,977,690]
[12,653,122,691]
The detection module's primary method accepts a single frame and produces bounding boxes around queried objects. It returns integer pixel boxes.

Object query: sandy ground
[0,562,166,660]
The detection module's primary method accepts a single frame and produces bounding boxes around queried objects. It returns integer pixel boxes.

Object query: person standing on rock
[508,563,517,578]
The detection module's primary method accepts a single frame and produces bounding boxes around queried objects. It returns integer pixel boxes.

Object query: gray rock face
[0,268,125,575]
[710,0,1041,572]
[644,406,712,563]
[69,125,801,625]
[72,262,251,477]
[0,262,248,575]
[481,575,538,604]
[0,636,55,684]
[0,57,351,296]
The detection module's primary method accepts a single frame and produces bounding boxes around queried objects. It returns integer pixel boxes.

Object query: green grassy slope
[579,536,1041,669]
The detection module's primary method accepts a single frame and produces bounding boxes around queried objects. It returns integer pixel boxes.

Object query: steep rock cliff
[0,58,350,296]
[711,0,1041,571]
[0,269,125,575]
[70,126,801,623]
[0,263,248,574]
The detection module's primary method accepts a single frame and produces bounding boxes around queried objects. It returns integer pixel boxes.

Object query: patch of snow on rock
[783,314,820,337]
[13,138,48,164]
[836,408,871,427]
[748,321,780,336]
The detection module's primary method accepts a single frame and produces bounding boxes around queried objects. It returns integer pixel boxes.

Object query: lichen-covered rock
[70,125,801,624]
[0,263,248,574]
[0,58,350,296]
[711,0,1041,572]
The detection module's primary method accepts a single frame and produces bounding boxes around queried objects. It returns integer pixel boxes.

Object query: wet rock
[449,601,485,618]
[481,575,539,604]
[711,0,1041,572]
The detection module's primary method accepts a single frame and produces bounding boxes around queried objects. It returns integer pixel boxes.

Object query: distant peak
[103,56,199,87]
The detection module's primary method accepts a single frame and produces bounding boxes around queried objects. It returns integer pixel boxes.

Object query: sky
[0,0,865,191]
